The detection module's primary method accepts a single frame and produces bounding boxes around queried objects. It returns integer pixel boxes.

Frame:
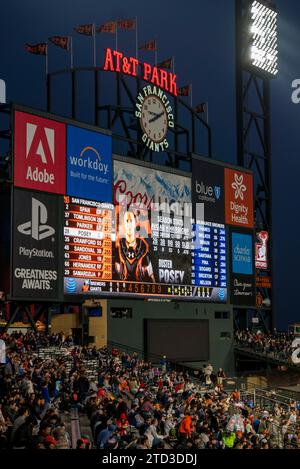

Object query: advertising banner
[67,125,112,203]
[230,274,256,306]
[255,231,269,270]
[12,188,61,300]
[231,232,253,275]
[230,228,255,306]
[14,111,66,194]
[192,157,225,224]
[225,168,254,228]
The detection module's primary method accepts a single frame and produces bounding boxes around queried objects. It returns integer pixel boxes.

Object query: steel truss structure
[46,66,212,169]
[235,0,275,331]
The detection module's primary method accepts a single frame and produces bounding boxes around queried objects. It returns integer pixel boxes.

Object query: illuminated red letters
[103,48,177,96]
[143,62,152,81]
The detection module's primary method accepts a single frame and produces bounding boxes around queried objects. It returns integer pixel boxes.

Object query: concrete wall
[88,300,107,349]
[51,313,79,336]
[107,299,234,373]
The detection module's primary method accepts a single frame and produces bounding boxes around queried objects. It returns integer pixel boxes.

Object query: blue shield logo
[214,186,221,200]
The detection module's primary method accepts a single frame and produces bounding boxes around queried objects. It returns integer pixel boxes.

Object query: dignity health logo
[231,174,246,201]
[69,146,109,176]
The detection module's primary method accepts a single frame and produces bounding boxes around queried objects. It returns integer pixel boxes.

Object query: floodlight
[248,0,278,77]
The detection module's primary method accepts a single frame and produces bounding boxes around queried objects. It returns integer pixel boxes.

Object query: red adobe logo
[14,111,66,194]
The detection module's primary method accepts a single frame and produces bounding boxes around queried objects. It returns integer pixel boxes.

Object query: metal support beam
[235,0,273,331]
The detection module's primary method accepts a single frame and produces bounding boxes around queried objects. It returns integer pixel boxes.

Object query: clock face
[140,95,168,143]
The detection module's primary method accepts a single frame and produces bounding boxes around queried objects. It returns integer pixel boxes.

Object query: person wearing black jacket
[11,414,37,449]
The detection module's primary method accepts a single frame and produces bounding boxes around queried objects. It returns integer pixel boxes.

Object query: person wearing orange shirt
[178,413,193,438]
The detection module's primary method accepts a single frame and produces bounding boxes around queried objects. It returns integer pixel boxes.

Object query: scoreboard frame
[7,104,255,306]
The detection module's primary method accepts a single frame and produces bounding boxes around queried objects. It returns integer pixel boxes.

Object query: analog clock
[140,95,168,143]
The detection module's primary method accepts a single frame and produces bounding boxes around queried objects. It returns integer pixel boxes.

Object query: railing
[70,407,81,449]
[234,342,299,369]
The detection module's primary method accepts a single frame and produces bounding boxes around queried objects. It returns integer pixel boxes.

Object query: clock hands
[149,111,165,123]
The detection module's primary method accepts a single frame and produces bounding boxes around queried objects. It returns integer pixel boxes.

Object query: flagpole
[206,101,209,124]
[93,23,96,67]
[172,56,175,74]
[155,49,157,66]
[46,44,48,76]
[135,16,138,59]
[70,37,73,69]
[116,24,118,51]
[190,84,193,107]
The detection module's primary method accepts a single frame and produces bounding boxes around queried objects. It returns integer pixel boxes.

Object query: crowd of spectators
[0,329,300,450]
[234,330,296,362]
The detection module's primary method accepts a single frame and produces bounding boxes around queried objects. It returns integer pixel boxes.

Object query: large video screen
[63,160,228,302]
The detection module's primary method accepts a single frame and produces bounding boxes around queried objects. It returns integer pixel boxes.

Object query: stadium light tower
[235,0,278,331]
[249,1,278,76]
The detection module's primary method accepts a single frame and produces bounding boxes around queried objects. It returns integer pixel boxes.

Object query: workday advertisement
[67,125,112,203]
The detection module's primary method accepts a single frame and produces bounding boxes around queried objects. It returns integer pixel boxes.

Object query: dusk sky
[0,0,299,329]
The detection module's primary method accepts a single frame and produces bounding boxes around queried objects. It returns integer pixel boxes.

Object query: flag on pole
[117,18,136,30]
[157,57,173,69]
[97,21,117,33]
[25,43,47,55]
[74,24,93,35]
[177,85,191,96]
[48,36,70,50]
[139,39,157,51]
[194,102,206,113]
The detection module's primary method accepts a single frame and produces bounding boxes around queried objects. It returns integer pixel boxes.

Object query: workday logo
[17,197,55,241]
[69,146,109,174]
[231,173,246,201]
[67,125,112,203]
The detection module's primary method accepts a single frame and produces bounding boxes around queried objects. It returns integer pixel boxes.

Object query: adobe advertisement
[14,111,66,194]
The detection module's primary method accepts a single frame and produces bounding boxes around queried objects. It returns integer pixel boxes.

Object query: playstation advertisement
[12,188,61,300]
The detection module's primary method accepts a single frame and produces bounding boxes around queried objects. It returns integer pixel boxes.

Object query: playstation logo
[17,197,55,241]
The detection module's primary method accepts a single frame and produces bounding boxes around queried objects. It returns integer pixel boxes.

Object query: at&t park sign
[103,48,178,96]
